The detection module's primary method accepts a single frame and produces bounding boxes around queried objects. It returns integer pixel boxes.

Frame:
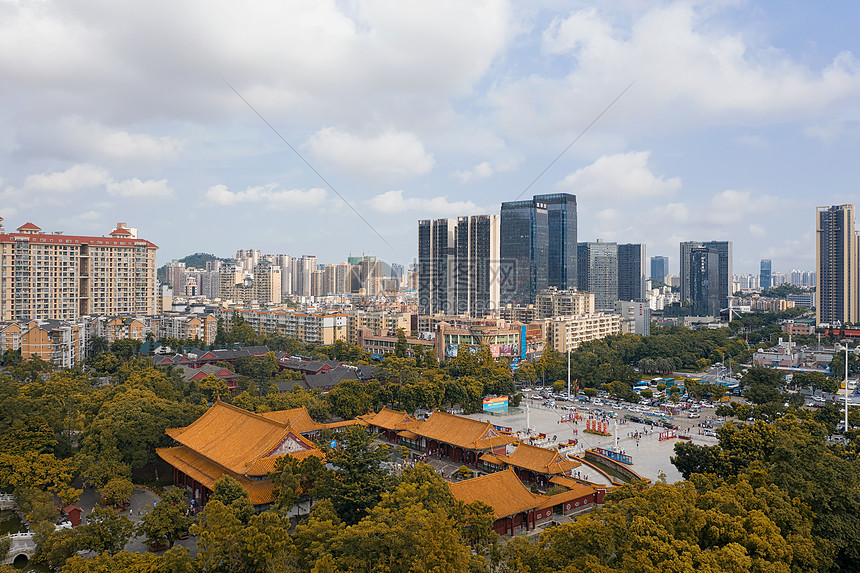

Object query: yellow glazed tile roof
[449,468,546,519]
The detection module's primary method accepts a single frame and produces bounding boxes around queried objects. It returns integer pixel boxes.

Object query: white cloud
[204,183,327,208]
[367,190,479,216]
[804,121,846,142]
[454,162,494,183]
[23,164,110,193]
[489,3,860,138]
[18,164,173,199]
[632,189,784,254]
[705,189,778,226]
[749,224,766,237]
[107,178,173,198]
[58,118,184,161]
[307,128,435,181]
[453,159,518,183]
[558,151,681,199]
[736,134,768,148]
[0,0,512,130]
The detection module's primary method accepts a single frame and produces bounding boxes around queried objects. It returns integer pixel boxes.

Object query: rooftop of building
[164,399,317,477]
[400,410,518,451]
[449,468,545,519]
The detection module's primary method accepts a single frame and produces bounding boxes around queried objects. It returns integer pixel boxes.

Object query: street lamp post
[837,344,859,433]
[567,348,571,398]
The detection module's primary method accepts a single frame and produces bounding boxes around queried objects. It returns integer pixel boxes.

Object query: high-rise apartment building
[789,269,816,288]
[0,220,157,321]
[577,240,619,312]
[296,255,317,297]
[165,260,186,293]
[252,261,281,304]
[500,199,547,305]
[816,204,859,325]
[235,249,261,272]
[218,265,244,302]
[680,240,732,315]
[618,243,646,302]
[418,215,500,317]
[335,262,351,294]
[650,256,669,284]
[760,259,772,290]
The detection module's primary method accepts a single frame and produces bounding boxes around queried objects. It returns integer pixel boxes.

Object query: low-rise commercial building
[214,307,347,345]
[541,313,621,353]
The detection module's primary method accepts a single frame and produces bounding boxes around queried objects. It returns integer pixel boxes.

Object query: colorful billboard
[483,395,509,413]
[489,343,519,357]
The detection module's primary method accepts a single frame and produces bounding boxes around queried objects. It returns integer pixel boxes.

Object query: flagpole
[567,349,571,398]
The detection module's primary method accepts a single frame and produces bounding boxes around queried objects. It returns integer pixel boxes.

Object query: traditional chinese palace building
[449,468,607,536]
[157,400,327,507]
[480,442,580,488]
[363,409,519,467]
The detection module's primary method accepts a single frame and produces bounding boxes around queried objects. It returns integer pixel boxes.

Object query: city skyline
[3,2,860,274]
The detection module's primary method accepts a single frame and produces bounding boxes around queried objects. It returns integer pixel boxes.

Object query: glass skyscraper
[534,193,578,291]
[650,256,669,284]
[680,240,732,316]
[618,243,646,301]
[499,200,548,305]
[760,259,772,290]
[499,193,577,305]
[690,247,721,317]
[577,240,619,312]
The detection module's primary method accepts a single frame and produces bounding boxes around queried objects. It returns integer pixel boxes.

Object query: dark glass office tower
[681,240,732,314]
[500,200,548,305]
[690,247,721,316]
[618,243,646,301]
[702,241,732,312]
[534,193,577,290]
[577,240,619,312]
[760,259,772,290]
[650,256,669,283]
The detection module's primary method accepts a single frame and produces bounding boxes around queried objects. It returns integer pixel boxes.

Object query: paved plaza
[76,485,199,555]
[463,397,721,484]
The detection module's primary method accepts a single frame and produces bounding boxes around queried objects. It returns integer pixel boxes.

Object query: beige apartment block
[214,306,347,345]
[88,315,147,343]
[0,219,157,322]
[5,319,88,368]
[347,310,411,345]
[535,288,595,319]
[542,313,621,353]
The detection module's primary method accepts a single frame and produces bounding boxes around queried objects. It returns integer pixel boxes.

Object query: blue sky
[2,0,859,276]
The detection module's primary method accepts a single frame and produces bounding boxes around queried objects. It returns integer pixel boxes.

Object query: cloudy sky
[2,0,859,275]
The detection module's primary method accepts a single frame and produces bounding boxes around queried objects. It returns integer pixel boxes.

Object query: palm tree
[90,336,109,357]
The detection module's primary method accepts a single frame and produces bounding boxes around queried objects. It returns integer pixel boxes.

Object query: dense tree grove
[672,416,860,571]
[9,308,860,571]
